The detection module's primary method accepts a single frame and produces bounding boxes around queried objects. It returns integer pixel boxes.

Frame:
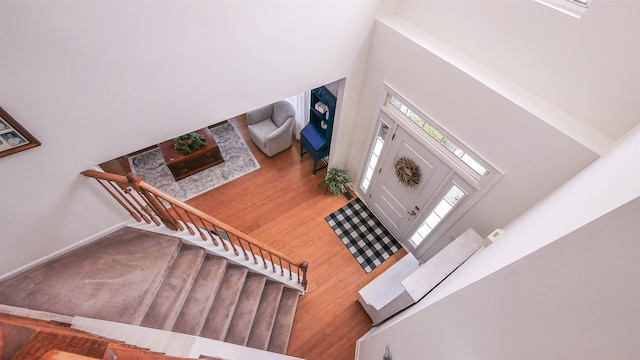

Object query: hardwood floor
[102,114,407,360]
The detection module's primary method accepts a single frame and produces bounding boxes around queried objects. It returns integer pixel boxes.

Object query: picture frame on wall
[0,106,41,159]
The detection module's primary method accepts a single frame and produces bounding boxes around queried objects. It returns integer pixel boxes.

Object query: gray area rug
[129,122,260,201]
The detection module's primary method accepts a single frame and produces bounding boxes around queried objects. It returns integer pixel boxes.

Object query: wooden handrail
[81,169,308,292]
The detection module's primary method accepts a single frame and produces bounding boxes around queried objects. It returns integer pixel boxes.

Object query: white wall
[0,0,397,276]
[357,124,640,359]
[353,2,640,356]
[345,17,599,259]
[395,0,640,141]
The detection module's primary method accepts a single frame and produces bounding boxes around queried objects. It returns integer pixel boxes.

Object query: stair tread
[140,245,207,330]
[224,273,268,346]
[199,265,248,341]
[172,256,229,335]
[246,281,285,350]
[267,287,300,354]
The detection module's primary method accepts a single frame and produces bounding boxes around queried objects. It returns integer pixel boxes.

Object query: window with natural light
[409,184,466,247]
[387,95,488,177]
[534,0,591,19]
[361,121,390,192]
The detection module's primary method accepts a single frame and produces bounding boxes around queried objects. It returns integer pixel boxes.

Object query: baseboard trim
[0,304,74,324]
[0,221,129,282]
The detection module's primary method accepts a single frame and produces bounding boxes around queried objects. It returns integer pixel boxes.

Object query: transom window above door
[534,0,591,19]
[386,95,489,180]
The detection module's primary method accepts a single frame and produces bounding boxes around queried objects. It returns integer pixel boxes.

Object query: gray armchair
[247,100,296,157]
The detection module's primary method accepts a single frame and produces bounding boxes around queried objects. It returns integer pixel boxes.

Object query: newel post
[300,261,309,291]
[127,173,180,231]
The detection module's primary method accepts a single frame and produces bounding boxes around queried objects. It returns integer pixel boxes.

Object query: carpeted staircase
[0,227,300,355]
[138,239,300,353]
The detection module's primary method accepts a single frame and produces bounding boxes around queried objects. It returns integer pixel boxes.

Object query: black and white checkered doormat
[325,197,401,273]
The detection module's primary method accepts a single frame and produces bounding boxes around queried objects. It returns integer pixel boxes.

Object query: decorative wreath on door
[394,157,421,187]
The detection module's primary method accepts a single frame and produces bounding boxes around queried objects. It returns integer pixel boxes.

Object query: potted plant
[173,132,207,154]
[319,167,353,197]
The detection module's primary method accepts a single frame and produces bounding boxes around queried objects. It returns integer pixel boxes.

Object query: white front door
[367,126,452,240]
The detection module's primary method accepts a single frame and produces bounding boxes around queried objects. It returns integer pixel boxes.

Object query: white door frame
[367,123,453,241]
[356,83,502,260]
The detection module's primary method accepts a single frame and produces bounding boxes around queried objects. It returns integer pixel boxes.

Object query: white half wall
[0,0,397,276]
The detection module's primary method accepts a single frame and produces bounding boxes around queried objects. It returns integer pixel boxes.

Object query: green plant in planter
[173,132,207,154]
[319,167,353,196]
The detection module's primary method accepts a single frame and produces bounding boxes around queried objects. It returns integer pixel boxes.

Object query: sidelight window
[361,121,390,192]
[409,184,466,247]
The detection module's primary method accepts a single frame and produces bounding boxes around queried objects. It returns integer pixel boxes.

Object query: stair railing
[81,169,308,292]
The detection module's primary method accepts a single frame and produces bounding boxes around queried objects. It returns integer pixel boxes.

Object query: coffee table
[158,127,224,181]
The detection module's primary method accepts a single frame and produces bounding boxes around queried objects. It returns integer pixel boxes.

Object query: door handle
[407,210,417,216]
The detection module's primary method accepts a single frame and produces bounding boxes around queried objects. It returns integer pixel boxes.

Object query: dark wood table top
[158,128,218,164]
